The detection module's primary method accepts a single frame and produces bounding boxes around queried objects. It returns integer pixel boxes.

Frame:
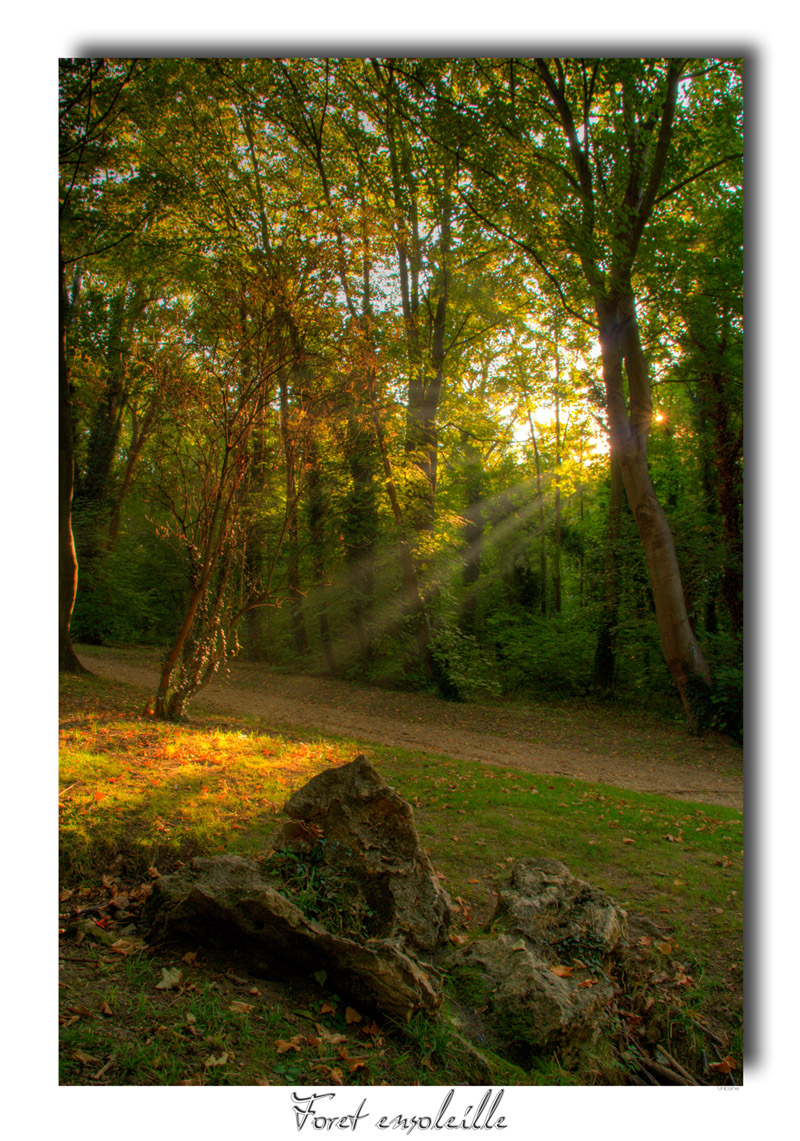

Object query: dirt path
[79,647,744,810]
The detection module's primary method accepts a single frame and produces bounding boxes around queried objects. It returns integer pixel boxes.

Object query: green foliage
[265,841,378,940]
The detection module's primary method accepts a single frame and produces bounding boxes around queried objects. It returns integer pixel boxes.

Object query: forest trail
[78,647,744,811]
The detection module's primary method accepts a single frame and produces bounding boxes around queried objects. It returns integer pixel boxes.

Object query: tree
[438,56,742,727]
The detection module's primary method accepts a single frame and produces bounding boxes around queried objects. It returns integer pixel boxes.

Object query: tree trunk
[592,450,624,691]
[58,252,87,673]
[598,293,711,727]
[278,365,308,657]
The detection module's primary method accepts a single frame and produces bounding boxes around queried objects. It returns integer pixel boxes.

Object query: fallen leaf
[577,978,598,989]
[449,933,468,946]
[72,1049,100,1066]
[622,837,635,844]
[550,965,574,978]
[345,1006,363,1024]
[100,1002,113,1016]
[110,936,147,956]
[312,1064,344,1084]
[656,940,674,956]
[155,966,182,990]
[710,1055,738,1074]
[229,1001,254,1014]
[204,1052,229,1068]
[275,1035,304,1054]
[182,951,198,965]
[68,1004,92,1018]
[319,1000,337,1015]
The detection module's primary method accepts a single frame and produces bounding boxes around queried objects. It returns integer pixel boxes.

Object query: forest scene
[58,56,743,1090]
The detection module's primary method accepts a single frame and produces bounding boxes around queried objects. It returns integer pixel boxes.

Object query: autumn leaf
[275,1035,305,1054]
[155,966,182,990]
[100,1002,113,1016]
[229,1001,254,1014]
[110,935,147,956]
[312,1064,344,1084]
[345,1006,363,1024]
[449,933,468,946]
[182,951,198,965]
[577,978,598,989]
[550,965,574,978]
[622,837,635,844]
[204,1052,229,1068]
[710,1056,738,1074]
[319,1000,337,1015]
[656,940,674,956]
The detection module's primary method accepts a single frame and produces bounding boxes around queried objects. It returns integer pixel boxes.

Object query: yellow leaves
[275,1035,305,1054]
[550,964,574,978]
[182,950,198,965]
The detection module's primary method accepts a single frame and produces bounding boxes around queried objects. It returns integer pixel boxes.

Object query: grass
[58,670,743,1086]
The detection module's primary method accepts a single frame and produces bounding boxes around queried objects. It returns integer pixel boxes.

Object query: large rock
[144,854,440,1021]
[447,858,628,1066]
[272,755,452,954]
[497,857,627,960]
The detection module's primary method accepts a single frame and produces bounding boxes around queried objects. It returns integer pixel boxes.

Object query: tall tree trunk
[702,372,743,635]
[598,292,711,727]
[278,365,308,657]
[59,252,87,673]
[307,437,337,673]
[527,413,548,616]
[459,436,483,634]
[552,378,562,614]
[593,450,624,691]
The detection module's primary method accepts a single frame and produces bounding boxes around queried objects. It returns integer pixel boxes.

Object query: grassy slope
[58,672,743,1086]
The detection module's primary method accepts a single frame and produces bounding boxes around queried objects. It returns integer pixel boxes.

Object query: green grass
[59,670,743,1086]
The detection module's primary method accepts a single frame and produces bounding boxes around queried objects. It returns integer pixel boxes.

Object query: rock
[272,755,452,954]
[497,858,627,961]
[450,934,616,1065]
[446,858,628,1067]
[144,854,439,1021]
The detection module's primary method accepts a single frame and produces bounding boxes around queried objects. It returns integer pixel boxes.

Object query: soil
[78,646,743,811]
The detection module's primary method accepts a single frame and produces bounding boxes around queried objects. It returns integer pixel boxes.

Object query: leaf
[100,1002,113,1016]
[155,966,182,990]
[550,965,574,978]
[204,1052,229,1068]
[229,1001,254,1014]
[449,933,468,946]
[345,1006,363,1024]
[312,1064,344,1084]
[72,1049,100,1066]
[182,951,198,965]
[656,940,674,956]
[275,1035,304,1054]
[110,935,147,956]
[319,1000,337,1015]
[622,837,635,844]
[577,978,598,989]
[313,970,328,986]
[710,1055,738,1074]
